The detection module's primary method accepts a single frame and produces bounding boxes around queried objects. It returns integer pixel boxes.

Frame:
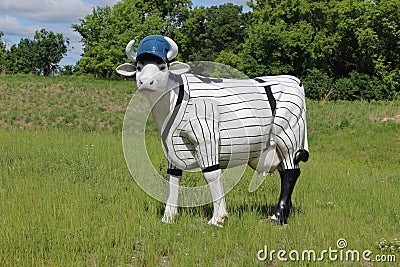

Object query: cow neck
[142,77,181,133]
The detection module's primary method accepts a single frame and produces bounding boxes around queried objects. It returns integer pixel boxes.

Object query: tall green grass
[0,74,134,133]
[0,75,399,266]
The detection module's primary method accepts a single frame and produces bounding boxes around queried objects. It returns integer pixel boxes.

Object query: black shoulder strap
[175,83,184,107]
[254,78,276,115]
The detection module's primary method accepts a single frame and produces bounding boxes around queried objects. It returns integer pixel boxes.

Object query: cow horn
[164,36,178,61]
[125,39,137,61]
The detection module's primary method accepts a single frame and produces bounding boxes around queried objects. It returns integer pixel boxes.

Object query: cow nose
[147,79,156,87]
[138,78,154,86]
[138,78,157,89]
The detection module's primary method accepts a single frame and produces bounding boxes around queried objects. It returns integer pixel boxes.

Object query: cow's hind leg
[273,169,300,224]
[272,149,309,224]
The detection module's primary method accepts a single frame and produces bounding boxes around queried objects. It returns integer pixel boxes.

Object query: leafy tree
[5,39,36,74]
[176,3,248,62]
[0,32,6,73]
[243,0,340,77]
[33,29,69,76]
[241,0,399,99]
[363,0,400,96]
[321,0,399,97]
[4,29,68,75]
[72,0,191,78]
[72,6,113,77]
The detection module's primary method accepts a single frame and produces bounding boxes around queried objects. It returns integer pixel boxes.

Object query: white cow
[117,35,309,226]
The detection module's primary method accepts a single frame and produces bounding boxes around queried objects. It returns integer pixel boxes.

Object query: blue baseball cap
[136,35,171,62]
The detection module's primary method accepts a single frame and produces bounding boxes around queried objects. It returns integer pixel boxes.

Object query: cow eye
[158,63,167,71]
[137,63,143,72]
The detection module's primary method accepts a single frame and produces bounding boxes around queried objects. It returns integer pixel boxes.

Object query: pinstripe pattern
[163,74,308,173]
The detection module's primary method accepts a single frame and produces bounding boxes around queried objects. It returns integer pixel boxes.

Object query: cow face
[135,54,169,91]
[116,35,190,92]
[116,58,190,92]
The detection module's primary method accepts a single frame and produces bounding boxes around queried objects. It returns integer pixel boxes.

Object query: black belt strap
[167,168,183,176]
[254,78,276,115]
[202,164,220,173]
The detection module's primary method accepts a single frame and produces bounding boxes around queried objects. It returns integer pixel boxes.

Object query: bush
[303,69,334,100]
[304,69,393,101]
[333,71,387,101]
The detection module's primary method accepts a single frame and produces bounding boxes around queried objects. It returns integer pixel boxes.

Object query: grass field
[0,74,399,266]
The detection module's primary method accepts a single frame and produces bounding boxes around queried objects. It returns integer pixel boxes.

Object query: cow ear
[116,63,136,76]
[169,62,190,75]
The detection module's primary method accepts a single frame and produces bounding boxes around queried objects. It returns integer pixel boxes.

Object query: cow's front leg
[203,168,228,228]
[273,169,300,224]
[162,172,181,223]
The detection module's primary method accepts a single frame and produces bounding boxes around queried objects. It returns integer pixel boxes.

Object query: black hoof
[294,149,309,165]
[274,201,290,225]
[266,216,280,226]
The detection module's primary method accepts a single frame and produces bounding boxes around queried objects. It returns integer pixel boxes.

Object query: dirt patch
[381,114,400,123]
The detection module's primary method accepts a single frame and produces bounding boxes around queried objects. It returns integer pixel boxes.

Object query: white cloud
[95,0,121,6]
[0,15,41,36]
[0,0,122,66]
[0,0,93,23]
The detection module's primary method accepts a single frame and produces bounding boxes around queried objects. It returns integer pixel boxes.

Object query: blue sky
[0,0,249,66]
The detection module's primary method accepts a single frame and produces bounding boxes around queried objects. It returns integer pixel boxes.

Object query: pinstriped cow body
[163,74,308,174]
[116,35,309,226]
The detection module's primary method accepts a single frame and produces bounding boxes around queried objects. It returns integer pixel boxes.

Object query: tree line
[0,30,69,76]
[1,0,399,100]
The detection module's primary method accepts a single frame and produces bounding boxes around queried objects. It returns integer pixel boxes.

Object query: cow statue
[116,35,309,226]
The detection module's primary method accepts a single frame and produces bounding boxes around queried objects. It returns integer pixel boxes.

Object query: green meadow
[0,74,399,266]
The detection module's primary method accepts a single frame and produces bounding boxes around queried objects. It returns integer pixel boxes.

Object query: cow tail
[301,82,309,152]
[294,82,309,165]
